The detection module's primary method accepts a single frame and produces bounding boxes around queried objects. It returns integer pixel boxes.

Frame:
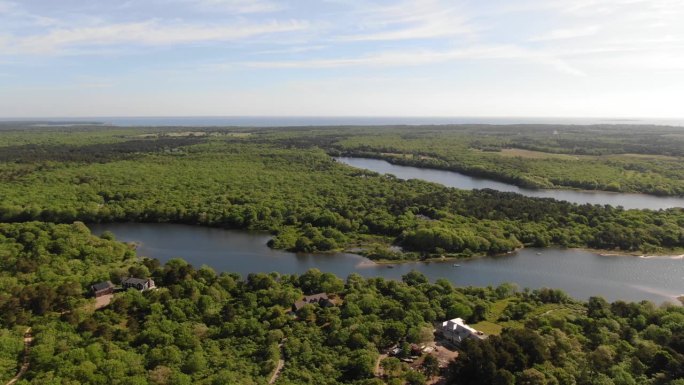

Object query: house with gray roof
[90,281,114,297]
[122,277,156,291]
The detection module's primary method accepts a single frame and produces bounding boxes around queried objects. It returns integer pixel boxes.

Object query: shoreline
[367,253,497,265]
[99,223,684,264]
[356,246,684,265]
[581,247,684,259]
[336,154,684,200]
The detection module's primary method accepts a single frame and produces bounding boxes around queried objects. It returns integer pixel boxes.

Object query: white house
[438,318,486,344]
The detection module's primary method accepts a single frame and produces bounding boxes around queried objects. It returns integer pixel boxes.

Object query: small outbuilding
[90,281,114,297]
[122,277,156,291]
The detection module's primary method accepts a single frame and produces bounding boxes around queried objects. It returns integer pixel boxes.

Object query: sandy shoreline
[353,246,684,266]
[588,249,684,259]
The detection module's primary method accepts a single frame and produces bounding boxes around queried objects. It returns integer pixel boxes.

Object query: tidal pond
[90,223,683,304]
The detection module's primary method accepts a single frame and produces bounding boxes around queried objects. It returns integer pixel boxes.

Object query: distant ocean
[2,116,684,127]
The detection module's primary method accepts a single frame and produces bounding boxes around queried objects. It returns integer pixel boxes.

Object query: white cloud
[182,0,282,14]
[252,45,327,55]
[530,26,599,41]
[553,0,655,15]
[244,44,587,76]
[1,0,683,117]
[338,20,470,41]
[4,19,308,54]
[7,80,114,92]
[337,0,473,41]
[244,48,459,68]
[521,0,683,74]
[0,1,60,27]
[543,57,587,77]
[578,51,684,73]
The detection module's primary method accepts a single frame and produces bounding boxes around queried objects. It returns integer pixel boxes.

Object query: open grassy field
[496,148,581,160]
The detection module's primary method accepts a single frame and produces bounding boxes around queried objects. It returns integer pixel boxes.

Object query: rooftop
[91,281,114,291]
[122,277,150,285]
[293,293,331,311]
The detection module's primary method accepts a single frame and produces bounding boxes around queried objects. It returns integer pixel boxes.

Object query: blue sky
[0,0,682,118]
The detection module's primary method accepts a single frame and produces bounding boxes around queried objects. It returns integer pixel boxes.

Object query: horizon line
[2,115,684,120]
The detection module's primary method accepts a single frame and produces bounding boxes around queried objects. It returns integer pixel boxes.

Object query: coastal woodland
[0,124,682,260]
[0,222,682,385]
[321,124,684,196]
[0,124,682,384]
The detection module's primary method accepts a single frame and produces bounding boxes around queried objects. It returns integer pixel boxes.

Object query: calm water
[335,157,684,210]
[89,223,683,304]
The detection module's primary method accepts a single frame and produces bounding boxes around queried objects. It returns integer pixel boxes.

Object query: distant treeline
[0,138,203,163]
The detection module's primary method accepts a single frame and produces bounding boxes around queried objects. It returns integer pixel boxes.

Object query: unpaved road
[5,327,33,385]
[268,343,285,384]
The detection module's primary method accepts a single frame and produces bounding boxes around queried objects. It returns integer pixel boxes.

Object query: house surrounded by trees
[122,277,156,291]
[90,281,114,297]
[437,317,486,344]
[292,293,333,312]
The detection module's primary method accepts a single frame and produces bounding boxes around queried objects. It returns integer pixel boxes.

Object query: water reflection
[90,223,683,304]
[335,157,684,210]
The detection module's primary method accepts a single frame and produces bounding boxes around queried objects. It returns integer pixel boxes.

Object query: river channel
[334,157,684,210]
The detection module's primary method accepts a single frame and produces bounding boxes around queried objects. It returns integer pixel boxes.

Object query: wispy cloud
[1,0,683,117]
[543,57,587,77]
[0,0,60,27]
[5,78,116,92]
[554,0,656,15]
[337,0,473,41]
[244,44,587,76]
[181,0,283,14]
[2,19,308,54]
[530,26,599,41]
[252,45,327,55]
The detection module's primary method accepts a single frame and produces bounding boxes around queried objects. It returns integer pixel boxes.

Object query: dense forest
[0,222,682,385]
[236,124,684,196]
[3,123,684,197]
[0,125,682,260]
[315,125,684,197]
[0,124,684,260]
[0,124,682,384]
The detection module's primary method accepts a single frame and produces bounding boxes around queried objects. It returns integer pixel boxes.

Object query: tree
[519,368,547,385]
[493,369,515,385]
[405,370,427,385]
[422,354,440,378]
[346,350,376,380]
[381,357,402,378]
[402,270,428,286]
[589,345,615,373]
[587,297,611,319]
